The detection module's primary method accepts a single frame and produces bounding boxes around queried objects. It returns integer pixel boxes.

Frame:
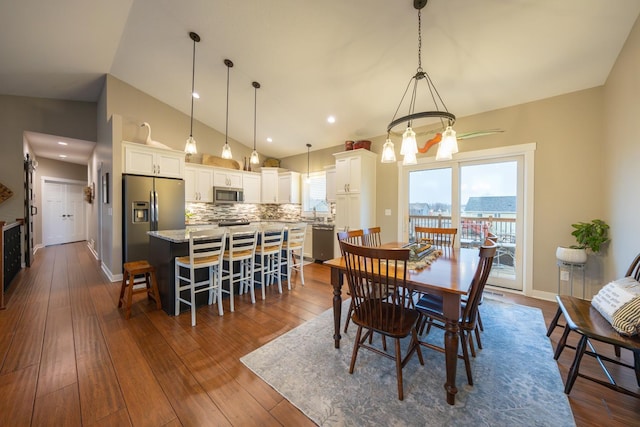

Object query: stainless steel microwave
[213,187,244,204]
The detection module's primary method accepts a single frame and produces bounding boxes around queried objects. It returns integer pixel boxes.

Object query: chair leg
[477,309,484,332]
[565,334,588,394]
[190,282,196,326]
[215,265,224,316]
[474,324,483,350]
[461,331,473,386]
[395,338,404,400]
[228,261,235,312]
[349,326,363,374]
[299,250,305,285]
[343,300,354,333]
[118,271,128,308]
[554,323,572,360]
[547,306,563,337]
[125,274,135,319]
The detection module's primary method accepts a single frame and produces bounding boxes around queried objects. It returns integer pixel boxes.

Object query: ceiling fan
[417,129,504,154]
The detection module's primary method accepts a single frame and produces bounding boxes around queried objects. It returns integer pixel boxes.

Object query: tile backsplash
[185,202,302,223]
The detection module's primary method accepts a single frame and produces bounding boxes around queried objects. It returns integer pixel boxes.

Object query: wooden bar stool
[119,260,161,319]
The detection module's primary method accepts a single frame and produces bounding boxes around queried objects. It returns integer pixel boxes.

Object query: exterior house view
[0,1,638,425]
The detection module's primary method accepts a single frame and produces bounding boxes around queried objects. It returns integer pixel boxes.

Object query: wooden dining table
[324,242,481,405]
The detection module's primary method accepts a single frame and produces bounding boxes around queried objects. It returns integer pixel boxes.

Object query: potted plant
[556,219,610,264]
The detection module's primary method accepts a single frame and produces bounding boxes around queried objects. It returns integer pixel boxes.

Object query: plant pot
[556,246,587,264]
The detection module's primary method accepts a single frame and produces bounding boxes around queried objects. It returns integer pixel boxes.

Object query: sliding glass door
[402,145,533,292]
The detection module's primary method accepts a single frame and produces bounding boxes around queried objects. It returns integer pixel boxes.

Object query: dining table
[324,242,481,405]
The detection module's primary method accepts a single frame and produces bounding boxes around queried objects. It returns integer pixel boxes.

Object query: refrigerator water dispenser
[132,202,149,223]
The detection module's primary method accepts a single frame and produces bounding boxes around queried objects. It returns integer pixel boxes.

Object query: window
[302,171,329,214]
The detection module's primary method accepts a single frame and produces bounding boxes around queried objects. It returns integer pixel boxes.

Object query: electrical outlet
[560,270,569,281]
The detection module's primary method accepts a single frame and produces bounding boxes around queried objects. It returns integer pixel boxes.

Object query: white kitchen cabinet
[123,141,185,179]
[325,166,336,202]
[242,172,261,203]
[213,168,243,188]
[278,171,300,204]
[333,149,377,257]
[304,225,313,259]
[261,167,279,203]
[184,164,213,202]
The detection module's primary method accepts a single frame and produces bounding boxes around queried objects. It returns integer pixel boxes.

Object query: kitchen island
[148,222,297,315]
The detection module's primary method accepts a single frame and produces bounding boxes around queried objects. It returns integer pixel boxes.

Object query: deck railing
[409,214,516,246]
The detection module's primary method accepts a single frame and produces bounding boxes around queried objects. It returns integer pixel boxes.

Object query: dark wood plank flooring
[0,242,638,426]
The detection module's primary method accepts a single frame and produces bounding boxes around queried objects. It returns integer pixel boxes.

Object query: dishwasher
[312,224,335,261]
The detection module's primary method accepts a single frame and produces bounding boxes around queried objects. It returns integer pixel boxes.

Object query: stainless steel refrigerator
[123,174,185,263]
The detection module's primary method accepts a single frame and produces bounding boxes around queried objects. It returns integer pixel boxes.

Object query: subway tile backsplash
[185,202,302,223]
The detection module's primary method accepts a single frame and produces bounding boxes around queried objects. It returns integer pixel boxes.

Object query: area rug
[240,299,575,426]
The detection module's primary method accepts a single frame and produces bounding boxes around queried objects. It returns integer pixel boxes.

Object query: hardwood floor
[0,242,638,426]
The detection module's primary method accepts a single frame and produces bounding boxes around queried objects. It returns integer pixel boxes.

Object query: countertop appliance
[312,223,335,261]
[123,174,185,263]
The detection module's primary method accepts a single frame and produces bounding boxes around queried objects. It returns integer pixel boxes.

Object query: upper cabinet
[243,172,261,204]
[184,164,214,202]
[123,141,185,179]
[213,169,243,188]
[333,149,377,254]
[278,171,301,204]
[335,152,366,194]
[325,166,336,202]
[260,168,300,204]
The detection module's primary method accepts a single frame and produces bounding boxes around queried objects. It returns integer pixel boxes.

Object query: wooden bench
[551,294,640,398]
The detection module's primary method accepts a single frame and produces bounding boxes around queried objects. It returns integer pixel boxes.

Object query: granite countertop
[149,221,296,243]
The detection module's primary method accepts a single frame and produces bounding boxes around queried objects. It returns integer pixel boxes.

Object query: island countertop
[148,221,296,243]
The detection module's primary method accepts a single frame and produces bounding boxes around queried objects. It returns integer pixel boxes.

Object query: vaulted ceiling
[2,0,639,161]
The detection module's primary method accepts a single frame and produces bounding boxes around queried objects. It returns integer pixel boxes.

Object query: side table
[556,260,586,299]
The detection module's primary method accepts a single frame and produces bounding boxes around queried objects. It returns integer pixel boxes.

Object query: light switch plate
[385,209,391,216]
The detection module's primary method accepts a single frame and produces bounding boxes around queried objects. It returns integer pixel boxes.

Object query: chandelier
[381,0,457,165]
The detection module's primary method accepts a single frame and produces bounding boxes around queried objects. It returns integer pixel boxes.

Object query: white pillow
[591,277,640,336]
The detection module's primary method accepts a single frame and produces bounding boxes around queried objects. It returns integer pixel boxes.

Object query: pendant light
[184,31,200,155]
[384,0,457,164]
[221,59,234,160]
[306,143,312,183]
[250,81,260,165]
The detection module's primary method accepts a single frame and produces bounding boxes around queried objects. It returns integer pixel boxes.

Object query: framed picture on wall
[103,173,109,204]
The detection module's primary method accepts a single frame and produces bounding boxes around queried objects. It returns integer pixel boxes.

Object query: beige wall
[603,14,640,280]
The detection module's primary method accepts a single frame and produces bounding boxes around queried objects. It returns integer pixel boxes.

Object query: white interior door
[43,179,86,246]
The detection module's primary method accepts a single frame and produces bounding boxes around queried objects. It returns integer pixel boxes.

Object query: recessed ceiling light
[266,137,273,143]
[59,154,67,158]
[58,141,68,145]
[327,116,336,124]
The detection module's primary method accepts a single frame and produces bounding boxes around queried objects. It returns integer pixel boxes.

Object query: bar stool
[282,222,307,288]
[174,229,226,326]
[118,260,161,319]
[254,224,285,299]
[222,226,258,311]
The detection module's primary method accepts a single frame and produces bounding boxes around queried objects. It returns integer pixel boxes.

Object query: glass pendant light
[250,81,260,165]
[221,59,234,160]
[380,135,396,163]
[184,32,200,154]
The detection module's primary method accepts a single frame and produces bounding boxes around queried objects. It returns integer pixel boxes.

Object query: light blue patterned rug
[240,299,575,426]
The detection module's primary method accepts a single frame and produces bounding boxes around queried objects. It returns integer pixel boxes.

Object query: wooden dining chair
[415,226,457,248]
[339,240,424,400]
[415,241,497,386]
[337,228,364,333]
[362,227,382,247]
[336,229,363,246]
